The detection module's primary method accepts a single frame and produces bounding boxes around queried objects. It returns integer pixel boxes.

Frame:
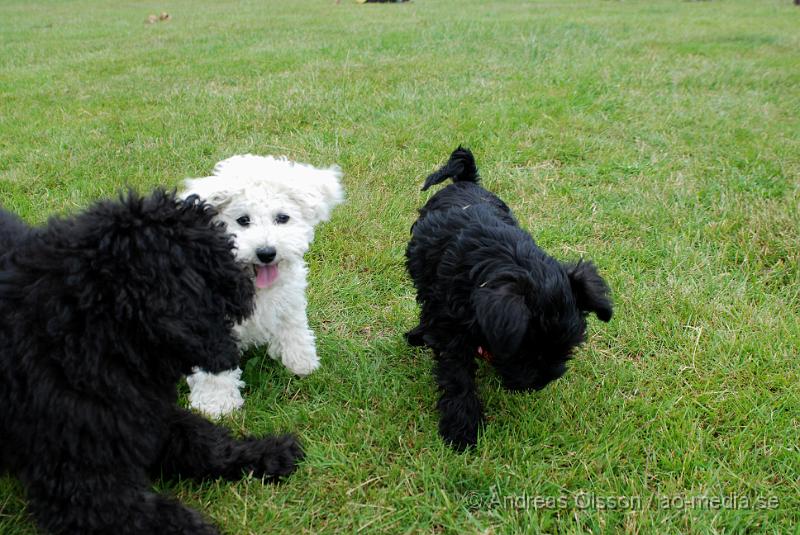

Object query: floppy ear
[286,165,345,226]
[181,176,235,209]
[471,285,531,356]
[121,191,248,374]
[566,260,613,322]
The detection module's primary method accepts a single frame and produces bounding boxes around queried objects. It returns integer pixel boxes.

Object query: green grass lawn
[1,0,799,532]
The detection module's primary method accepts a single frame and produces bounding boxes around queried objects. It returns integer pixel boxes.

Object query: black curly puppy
[0,190,303,535]
[406,147,613,450]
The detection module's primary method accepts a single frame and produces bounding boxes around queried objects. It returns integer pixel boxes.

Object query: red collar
[477,346,494,363]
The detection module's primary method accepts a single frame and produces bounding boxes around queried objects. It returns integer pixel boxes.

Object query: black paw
[246,434,304,480]
[405,325,426,347]
[439,415,480,452]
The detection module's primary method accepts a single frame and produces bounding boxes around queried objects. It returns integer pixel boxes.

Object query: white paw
[187,367,245,418]
[283,352,320,377]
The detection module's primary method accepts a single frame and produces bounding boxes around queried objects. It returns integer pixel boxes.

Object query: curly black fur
[406,147,613,451]
[0,190,304,535]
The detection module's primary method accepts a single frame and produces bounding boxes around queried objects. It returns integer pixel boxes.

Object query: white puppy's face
[183,155,344,289]
[210,189,312,288]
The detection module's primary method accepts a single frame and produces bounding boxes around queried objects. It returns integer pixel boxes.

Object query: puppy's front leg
[186,366,245,418]
[434,353,483,450]
[159,407,304,481]
[186,337,246,417]
[269,305,320,377]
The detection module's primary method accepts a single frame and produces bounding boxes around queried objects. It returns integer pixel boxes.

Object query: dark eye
[275,213,290,224]
[236,215,250,227]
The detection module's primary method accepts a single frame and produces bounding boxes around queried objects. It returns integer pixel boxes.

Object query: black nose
[256,246,276,264]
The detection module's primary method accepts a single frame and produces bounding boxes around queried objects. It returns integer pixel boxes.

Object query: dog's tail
[421,146,479,191]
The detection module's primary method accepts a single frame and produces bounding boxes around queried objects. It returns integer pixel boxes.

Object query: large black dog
[406,147,613,450]
[0,190,303,534]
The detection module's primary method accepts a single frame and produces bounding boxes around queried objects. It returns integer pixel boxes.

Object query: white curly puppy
[181,154,344,417]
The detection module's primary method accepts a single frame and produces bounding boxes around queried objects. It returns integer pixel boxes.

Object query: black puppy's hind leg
[25,470,221,535]
[405,323,426,347]
[406,306,436,347]
[435,354,484,451]
[160,408,304,481]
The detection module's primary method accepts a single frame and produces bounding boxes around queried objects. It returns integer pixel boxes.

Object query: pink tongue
[256,265,279,288]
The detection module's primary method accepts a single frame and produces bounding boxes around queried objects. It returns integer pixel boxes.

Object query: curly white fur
[181,154,344,417]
